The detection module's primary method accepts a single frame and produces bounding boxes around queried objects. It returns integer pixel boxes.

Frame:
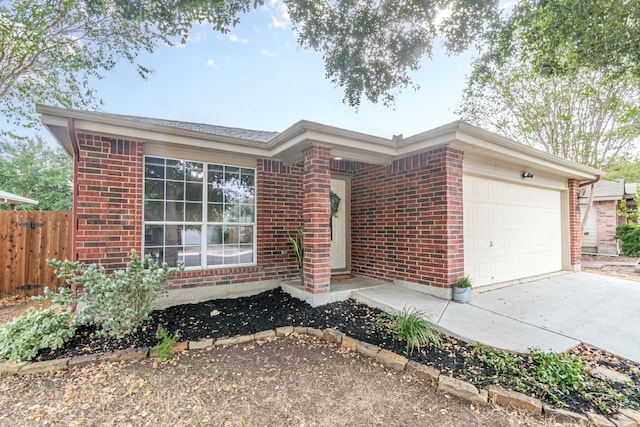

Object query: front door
[330,178,348,271]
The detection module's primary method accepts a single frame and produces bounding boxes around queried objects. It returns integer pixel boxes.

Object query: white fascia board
[268,120,396,164]
[37,105,272,159]
[456,132,599,180]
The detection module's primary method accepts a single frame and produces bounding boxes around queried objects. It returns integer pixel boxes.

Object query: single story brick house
[580,179,638,255]
[38,105,600,303]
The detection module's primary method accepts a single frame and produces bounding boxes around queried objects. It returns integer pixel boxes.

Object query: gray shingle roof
[582,179,639,200]
[110,113,280,143]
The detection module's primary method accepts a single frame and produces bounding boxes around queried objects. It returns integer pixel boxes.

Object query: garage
[464,175,563,287]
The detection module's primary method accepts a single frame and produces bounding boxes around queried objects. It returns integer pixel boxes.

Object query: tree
[606,156,640,183]
[1,0,499,132]
[457,57,640,170]
[0,136,72,210]
[484,0,640,80]
[287,0,498,107]
[0,0,255,129]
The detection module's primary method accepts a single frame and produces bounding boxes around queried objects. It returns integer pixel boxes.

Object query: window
[143,156,256,268]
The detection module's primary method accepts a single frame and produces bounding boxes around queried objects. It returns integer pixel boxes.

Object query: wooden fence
[0,211,72,297]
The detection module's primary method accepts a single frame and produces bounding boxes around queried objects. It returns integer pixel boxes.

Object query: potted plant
[452,276,472,303]
[289,228,304,284]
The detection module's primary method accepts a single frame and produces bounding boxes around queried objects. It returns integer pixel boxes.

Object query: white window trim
[142,155,257,270]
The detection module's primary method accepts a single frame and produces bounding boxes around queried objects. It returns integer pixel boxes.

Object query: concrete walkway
[353,272,640,363]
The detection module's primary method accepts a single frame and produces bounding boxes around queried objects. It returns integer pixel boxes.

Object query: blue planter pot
[452,286,472,303]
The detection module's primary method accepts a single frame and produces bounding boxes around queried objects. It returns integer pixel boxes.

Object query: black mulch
[36,288,639,416]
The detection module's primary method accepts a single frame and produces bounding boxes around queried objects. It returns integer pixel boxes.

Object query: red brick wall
[596,200,619,252]
[568,179,581,267]
[348,147,465,290]
[75,134,143,269]
[302,146,332,293]
[74,133,303,288]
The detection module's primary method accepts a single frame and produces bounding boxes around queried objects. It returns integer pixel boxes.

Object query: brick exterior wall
[302,146,332,293]
[345,147,465,290]
[595,200,620,254]
[568,179,582,268]
[75,134,144,269]
[74,132,304,288]
[72,130,579,296]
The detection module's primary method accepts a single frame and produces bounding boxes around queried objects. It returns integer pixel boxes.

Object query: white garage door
[464,175,563,287]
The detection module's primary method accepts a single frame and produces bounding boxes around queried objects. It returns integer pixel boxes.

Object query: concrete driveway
[353,272,640,363]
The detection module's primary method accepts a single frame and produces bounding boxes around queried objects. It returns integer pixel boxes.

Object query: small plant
[49,250,183,339]
[0,287,76,362]
[475,345,523,376]
[528,347,591,403]
[289,228,304,268]
[384,307,441,355]
[154,325,181,363]
[454,276,472,288]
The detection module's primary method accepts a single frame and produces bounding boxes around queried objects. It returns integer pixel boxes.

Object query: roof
[113,114,279,143]
[582,179,638,201]
[37,104,602,181]
[0,190,38,206]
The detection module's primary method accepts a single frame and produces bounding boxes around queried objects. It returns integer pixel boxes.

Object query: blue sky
[48,1,476,140]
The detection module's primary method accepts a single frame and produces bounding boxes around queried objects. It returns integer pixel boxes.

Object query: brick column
[568,179,581,271]
[441,147,465,291]
[302,146,332,293]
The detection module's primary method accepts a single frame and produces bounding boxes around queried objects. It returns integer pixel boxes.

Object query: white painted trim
[38,105,601,181]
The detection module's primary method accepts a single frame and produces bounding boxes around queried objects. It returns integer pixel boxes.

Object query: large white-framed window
[143,156,256,269]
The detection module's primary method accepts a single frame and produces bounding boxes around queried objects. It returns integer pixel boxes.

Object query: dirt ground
[0,334,572,427]
[581,255,640,282]
[1,259,636,426]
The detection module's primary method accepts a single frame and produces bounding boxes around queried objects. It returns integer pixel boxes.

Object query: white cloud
[261,49,277,57]
[206,59,219,69]
[227,34,249,44]
[267,0,291,29]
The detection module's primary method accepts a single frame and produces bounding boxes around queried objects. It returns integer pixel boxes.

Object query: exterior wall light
[522,172,534,179]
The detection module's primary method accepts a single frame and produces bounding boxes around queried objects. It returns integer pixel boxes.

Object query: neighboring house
[0,190,37,210]
[580,179,638,255]
[38,105,600,305]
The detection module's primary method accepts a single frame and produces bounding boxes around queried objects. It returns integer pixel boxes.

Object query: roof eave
[37,104,272,157]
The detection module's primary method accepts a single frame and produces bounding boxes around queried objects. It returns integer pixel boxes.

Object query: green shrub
[615,223,640,256]
[528,347,591,403]
[384,307,441,355]
[154,325,181,363]
[0,288,76,362]
[50,250,183,339]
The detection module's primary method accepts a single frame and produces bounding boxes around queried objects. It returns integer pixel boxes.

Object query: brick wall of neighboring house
[347,146,465,290]
[568,179,582,267]
[75,134,144,270]
[596,200,620,254]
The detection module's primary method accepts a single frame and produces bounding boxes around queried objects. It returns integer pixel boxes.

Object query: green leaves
[492,0,640,79]
[50,250,184,339]
[0,136,72,211]
[0,288,77,362]
[289,0,499,107]
[383,306,441,355]
[458,54,640,169]
[154,325,180,362]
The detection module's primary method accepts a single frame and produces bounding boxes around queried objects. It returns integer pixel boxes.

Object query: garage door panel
[464,175,563,287]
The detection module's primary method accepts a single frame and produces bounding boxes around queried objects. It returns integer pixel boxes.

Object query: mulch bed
[33,288,640,416]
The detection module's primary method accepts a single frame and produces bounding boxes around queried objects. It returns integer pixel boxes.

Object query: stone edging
[1,326,639,426]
